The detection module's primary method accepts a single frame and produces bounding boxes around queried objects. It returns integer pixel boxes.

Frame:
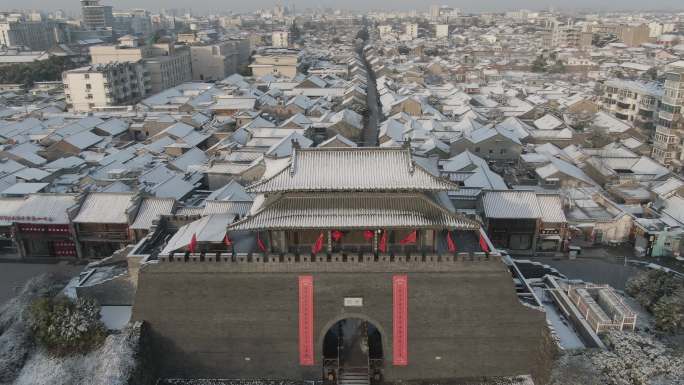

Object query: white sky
[2,0,683,14]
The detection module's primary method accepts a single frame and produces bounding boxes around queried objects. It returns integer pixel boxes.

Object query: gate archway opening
[322,318,383,384]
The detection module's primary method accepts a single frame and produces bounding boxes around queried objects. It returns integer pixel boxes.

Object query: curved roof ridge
[247,147,457,193]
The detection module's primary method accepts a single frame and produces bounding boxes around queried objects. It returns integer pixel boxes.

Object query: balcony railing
[659,111,674,121]
[639,100,656,109]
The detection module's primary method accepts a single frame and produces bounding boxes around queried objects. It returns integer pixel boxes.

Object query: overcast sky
[2,0,683,14]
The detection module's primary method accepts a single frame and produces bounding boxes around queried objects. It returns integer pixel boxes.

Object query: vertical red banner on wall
[393,274,408,366]
[298,275,314,366]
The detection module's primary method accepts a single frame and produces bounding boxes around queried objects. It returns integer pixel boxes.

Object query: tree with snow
[29,296,107,356]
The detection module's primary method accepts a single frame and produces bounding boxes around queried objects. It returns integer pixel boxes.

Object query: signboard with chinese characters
[344,297,363,307]
[0,215,55,222]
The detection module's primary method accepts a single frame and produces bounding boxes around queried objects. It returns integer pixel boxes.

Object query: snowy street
[0,262,82,305]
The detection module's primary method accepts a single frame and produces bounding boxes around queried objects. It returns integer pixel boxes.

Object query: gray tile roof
[483,191,567,223]
[483,190,542,219]
[10,193,79,224]
[202,201,252,217]
[162,214,235,254]
[248,147,457,193]
[130,198,175,230]
[74,192,136,224]
[536,194,567,224]
[228,192,479,231]
[1,182,48,195]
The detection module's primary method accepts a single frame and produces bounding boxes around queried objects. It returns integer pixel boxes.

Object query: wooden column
[279,231,287,254]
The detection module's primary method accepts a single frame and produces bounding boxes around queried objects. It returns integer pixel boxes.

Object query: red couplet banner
[298,275,314,366]
[393,274,408,366]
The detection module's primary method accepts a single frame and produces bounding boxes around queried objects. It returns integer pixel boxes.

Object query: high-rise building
[81,0,114,30]
[548,20,592,50]
[429,5,440,20]
[272,31,289,48]
[435,24,449,38]
[600,80,663,135]
[0,14,66,50]
[649,22,665,38]
[405,23,418,39]
[652,61,684,171]
[588,23,651,48]
[617,24,650,47]
[378,25,392,40]
[505,9,530,22]
[63,61,149,112]
[112,9,153,37]
[90,36,192,94]
[429,5,459,21]
[190,39,251,82]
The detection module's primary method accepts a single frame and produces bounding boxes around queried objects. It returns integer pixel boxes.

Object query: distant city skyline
[2,0,684,14]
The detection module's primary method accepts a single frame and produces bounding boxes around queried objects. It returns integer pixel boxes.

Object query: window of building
[657,118,673,128]
[661,103,681,114]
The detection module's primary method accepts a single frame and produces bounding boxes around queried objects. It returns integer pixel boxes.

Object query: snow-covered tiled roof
[482,190,542,219]
[130,198,175,230]
[228,192,479,231]
[74,192,136,224]
[248,147,457,193]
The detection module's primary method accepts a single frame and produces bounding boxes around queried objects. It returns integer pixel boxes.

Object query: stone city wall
[132,257,553,383]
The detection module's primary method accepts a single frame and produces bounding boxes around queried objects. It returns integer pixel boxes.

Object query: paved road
[363,69,380,147]
[0,262,83,305]
[359,45,380,147]
[526,256,642,291]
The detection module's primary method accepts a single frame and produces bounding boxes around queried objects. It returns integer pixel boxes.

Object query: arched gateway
[322,317,385,384]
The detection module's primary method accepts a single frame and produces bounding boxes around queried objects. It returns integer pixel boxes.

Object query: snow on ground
[100,306,132,330]
[12,322,141,385]
[533,286,585,349]
[0,274,65,384]
[591,331,684,385]
[550,331,684,385]
[0,263,82,306]
[0,274,144,385]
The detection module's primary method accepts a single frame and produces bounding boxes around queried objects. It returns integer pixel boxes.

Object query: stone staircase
[338,368,370,385]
